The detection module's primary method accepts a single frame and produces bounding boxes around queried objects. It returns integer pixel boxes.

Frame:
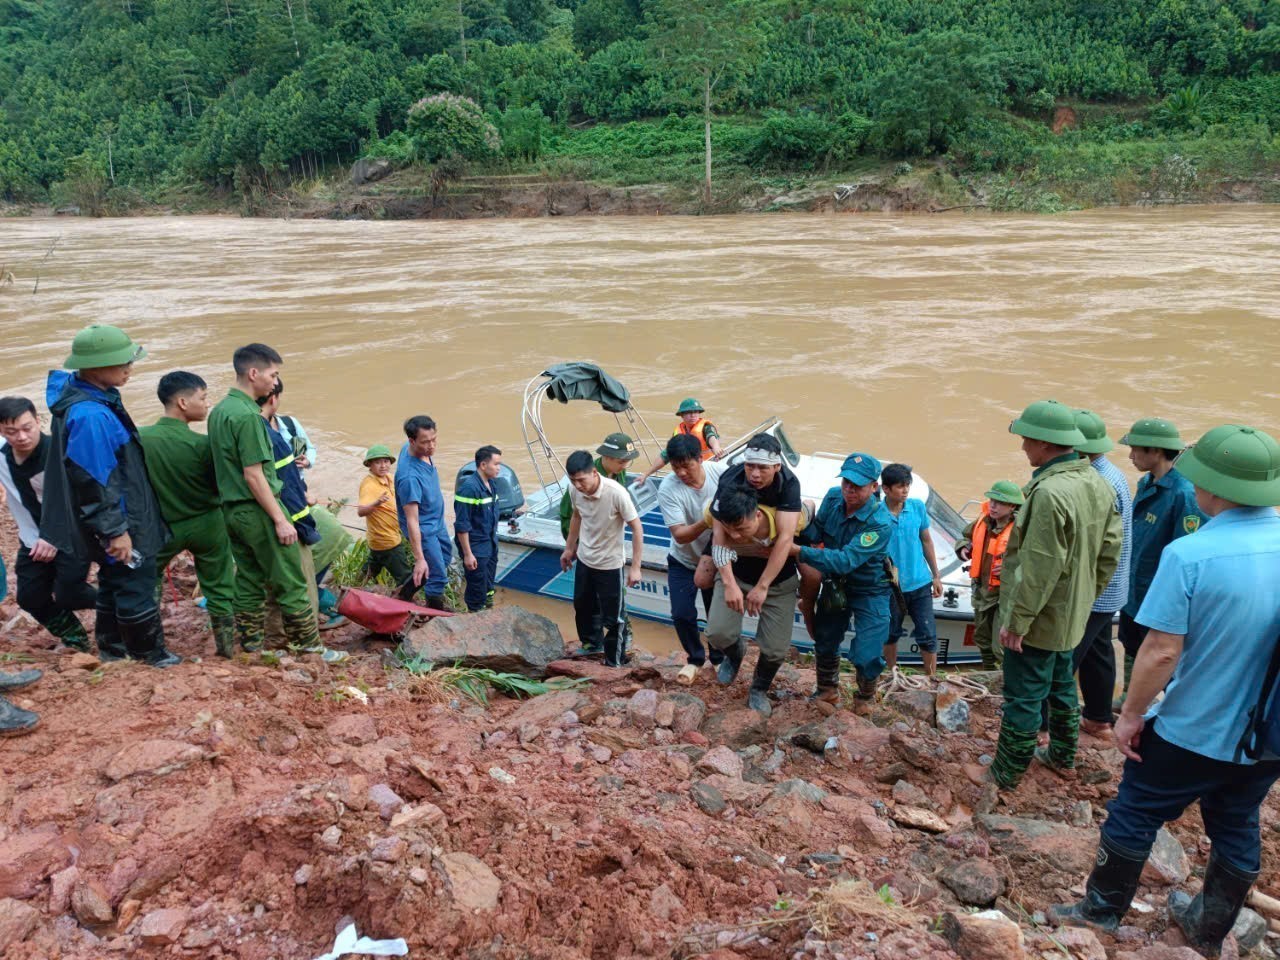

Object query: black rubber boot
[748,657,782,716]
[121,614,182,668]
[210,613,236,658]
[0,696,38,737]
[1168,852,1259,957]
[855,673,878,701]
[95,608,128,661]
[1050,833,1148,933]
[425,594,454,614]
[716,638,746,686]
[809,652,841,707]
[0,669,42,692]
[45,610,89,651]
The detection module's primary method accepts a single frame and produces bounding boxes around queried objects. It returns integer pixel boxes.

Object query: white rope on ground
[876,665,997,700]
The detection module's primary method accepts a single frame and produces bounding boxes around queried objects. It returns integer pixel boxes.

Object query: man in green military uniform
[955,480,1024,670]
[139,371,237,657]
[991,400,1123,789]
[207,343,319,653]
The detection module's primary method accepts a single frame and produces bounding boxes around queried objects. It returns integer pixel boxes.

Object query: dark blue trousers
[1102,723,1280,872]
[889,583,938,653]
[463,552,498,612]
[666,556,721,666]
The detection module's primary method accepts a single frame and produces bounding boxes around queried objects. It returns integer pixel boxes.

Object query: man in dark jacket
[40,325,179,667]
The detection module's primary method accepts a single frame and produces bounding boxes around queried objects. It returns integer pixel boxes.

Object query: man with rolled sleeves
[990,400,1123,789]
[207,343,319,653]
[1116,417,1206,703]
[1053,425,1280,955]
[791,453,893,707]
[40,325,178,666]
[139,371,237,657]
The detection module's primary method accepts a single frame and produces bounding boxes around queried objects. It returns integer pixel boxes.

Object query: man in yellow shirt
[357,445,413,594]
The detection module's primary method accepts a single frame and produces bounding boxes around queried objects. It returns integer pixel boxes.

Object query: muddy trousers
[706,574,800,675]
[223,502,318,651]
[993,644,1078,788]
[667,556,721,667]
[971,602,1003,670]
[156,509,237,618]
[265,543,319,648]
[814,589,890,684]
[462,551,498,612]
[14,545,95,645]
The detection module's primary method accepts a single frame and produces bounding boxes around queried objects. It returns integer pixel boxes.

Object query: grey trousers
[706,573,799,663]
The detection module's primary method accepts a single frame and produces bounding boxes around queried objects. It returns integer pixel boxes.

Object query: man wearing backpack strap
[1052,424,1280,957]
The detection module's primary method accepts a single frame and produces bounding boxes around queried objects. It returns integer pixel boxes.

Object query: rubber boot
[990,722,1039,788]
[235,609,267,653]
[855,672,878,701]
[282,609,324,655]
[1050,833,1148,933]
[748,658,782,717]
[121,614,182,668]
[425,594,454,614]
[1114,654,1135,712]
[0,696,39,737]
[210,613,236,659]
[0,669,42,692]
[95,608,128,661]
[44,610,89,651]
[1168,852,1259,957]
[809,653,842,711]
[717,638,746,686]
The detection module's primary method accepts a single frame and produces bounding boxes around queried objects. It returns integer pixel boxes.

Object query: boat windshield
[773,425,801,468]
[926,488,965,543]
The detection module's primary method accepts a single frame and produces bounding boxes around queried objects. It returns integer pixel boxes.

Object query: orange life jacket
[673,418,714,460]
[970,500,1013,590]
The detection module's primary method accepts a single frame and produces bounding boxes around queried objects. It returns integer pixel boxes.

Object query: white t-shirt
[570,475,639,570]
[657,460,727,570]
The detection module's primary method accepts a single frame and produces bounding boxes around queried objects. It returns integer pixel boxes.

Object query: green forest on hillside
[2,0,1280,212]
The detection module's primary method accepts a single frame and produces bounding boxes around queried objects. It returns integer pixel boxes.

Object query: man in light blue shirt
[881,463,942,677]
[395,415,452,611]
[1052,424,1280,956]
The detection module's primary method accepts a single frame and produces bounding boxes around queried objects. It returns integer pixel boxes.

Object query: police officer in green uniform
[207,343,319,653]
[991,400,1123,789]
[139,371,237,657]
[1117,417,1206,701]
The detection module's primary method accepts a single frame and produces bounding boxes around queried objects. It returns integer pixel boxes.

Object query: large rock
[0,898,39,951]
[942,909,1026,960]
[435,853,501,911]
[667,693,706,737]
[627,689,659,729]
[500,689,589,733]
[400,606,565,676]
[1233,906,1267,951]
[72,878,113,925]
[0,826,74,899]
[696,746,743,779]
[702,708,769,749]
[350,157,393,185]
[975,815,1094,875]
[1140,827,1189,886]
[939,860,1007,907]
[885,689,936,724]
[103,739,203,781]
[934,684,971,733]
[138,907,189,945]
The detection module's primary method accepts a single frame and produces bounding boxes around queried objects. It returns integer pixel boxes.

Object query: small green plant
[875,884,897,907]
[392,651,588,706]
[772,898,793,911]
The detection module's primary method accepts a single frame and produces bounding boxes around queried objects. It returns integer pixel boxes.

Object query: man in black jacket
[40,325,179,667]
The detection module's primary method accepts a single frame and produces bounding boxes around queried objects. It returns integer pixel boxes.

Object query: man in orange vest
[956,480,1024,670]
[635,398,724,485]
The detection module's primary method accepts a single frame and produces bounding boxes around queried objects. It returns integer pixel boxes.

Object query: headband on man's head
[743,446,782,466]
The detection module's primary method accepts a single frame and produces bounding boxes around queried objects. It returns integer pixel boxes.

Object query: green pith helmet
[1074,409,1114,454]
[1176,424,1280,507]
[597,432,639,461]
[1009,399,1087,447]
[363,444,395,466]
[676,398,705,415]
[63,324,146,371]
[984,480,1025,506]
[1121,417,1185,451]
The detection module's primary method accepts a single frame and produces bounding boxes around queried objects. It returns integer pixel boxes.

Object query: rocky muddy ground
[1,511,1278,960]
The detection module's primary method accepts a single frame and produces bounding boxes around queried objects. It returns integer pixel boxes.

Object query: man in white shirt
[657,433,727,681]
[560,450,644,667]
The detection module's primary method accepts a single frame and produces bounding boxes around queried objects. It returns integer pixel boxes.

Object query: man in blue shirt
[792,453,893,705]
[396,415,453,612]
[1052,424,1280,956]
[881,463,942,678]
[1070,410,1132,736]
[454,445,502,612]
[1117,417,1206,703]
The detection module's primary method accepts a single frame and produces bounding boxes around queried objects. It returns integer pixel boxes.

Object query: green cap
[596,432,639,461]
[1009,399,1087,446]
[677,398,704,415]
[984,480,1025,506]
[63,324,146,371]
[1074,409,1114,454]
[1176,424,1280,507]
[1120,417,1185,451]
[363,444,395,465]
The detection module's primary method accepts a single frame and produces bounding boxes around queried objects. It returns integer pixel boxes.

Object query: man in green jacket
[991,400,1124,789]
[139,371,237,657]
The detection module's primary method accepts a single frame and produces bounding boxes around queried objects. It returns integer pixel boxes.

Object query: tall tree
[646,0,765,203]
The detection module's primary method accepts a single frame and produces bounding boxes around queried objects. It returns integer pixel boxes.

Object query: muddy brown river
[3,209,1277,646]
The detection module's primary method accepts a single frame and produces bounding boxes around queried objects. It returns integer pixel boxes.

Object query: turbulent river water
[3,209,1277,644]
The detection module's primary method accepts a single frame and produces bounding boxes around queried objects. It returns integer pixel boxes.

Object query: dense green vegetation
[2,0,1280,211]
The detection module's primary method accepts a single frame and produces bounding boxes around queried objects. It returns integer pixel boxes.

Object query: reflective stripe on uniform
[275,453,296,470]
[290,505,311,522]
[454,495,495,505]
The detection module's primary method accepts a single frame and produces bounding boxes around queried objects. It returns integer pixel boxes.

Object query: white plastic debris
[489,766,517,784]
[340,685,369,704]
[312,923,408,959]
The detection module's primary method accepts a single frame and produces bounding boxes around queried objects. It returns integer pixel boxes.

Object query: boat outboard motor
[454,461,525,519]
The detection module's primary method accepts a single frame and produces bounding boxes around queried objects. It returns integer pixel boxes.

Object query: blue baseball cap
[838,453,881,485]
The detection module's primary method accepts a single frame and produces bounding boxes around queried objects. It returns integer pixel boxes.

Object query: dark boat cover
[541,362,631,413]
